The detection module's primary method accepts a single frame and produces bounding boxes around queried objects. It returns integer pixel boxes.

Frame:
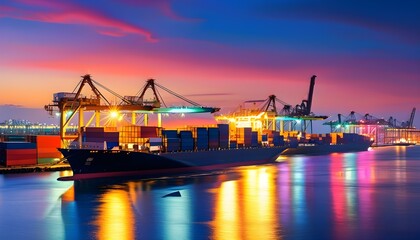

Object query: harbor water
[1,146,420,240]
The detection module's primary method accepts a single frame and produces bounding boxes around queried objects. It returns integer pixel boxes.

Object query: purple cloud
[0,0,157,41]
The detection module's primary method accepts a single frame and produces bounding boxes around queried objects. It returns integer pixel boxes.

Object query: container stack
[195,127,209,150]
[321,134,332,145]
[272,131,285,146]
[288,136,298,148]
[0,142,37,167]
[84,127,119,149]
[229,140,237,149]
[120,125,141,146]
[165,138,180,152]
[237,127,252,147]
[342,133,365,143]
[28,135,62,164]
[208,127,219,149]
[162,130,180,152]
[251,131,259,147]
[262,134,268,142]
[179,130,194,151]
[218,124,229,149]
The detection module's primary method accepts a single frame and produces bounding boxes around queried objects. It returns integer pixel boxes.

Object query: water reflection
[47,146,420,239]
[95,188,135,240]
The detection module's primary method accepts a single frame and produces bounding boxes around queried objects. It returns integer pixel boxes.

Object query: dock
[0,163,71,174]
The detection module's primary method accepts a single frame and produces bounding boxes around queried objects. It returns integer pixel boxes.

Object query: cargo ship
[57,124,288,180]
[48,75,371,181]
[280,133,373,156]
[58,146,287,180]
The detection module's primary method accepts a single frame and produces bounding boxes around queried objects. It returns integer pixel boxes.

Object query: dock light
[110,110,119,118]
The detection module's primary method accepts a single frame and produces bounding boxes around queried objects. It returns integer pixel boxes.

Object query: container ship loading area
[42,74,330,152]
[1,74,416,172]
[324,108,420,146]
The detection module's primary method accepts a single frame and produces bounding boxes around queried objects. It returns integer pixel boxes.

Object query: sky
[0,0,419,129]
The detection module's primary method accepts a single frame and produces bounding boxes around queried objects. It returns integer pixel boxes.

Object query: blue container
[4,135,27,142]
[217,124,229,133]
[196,127,208,134]
[288,137,298,148]
[0,142,36,149]
[179,130,193,139]
[262,134,268,142]
[166,138,180,151]
[106,142,119,149]
[181,138,194,151]
[208,127,219,136]
[229,141,237,149]
[208,139,219,148]
[196,141,208,150]
[219,140,229,149]
[162,130,178,139]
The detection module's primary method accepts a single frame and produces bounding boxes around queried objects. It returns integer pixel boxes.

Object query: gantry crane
[215,75,327,134]
[45,74,220,146]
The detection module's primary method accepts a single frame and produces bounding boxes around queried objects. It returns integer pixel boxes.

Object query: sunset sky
[0,0,419,128]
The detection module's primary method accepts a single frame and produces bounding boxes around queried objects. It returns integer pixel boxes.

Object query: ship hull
[280,142,372,156]
[58,147,287,180]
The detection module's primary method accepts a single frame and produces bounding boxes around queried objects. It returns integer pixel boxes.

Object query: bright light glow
[110,110,119,118]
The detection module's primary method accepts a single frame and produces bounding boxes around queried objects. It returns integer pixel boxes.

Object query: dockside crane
[45,74,152,145]
[408,107,416,128]
[215,75,327,134]
[124,78,220,126]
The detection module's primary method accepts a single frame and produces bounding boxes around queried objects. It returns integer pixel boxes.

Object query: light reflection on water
[1,146,420,239]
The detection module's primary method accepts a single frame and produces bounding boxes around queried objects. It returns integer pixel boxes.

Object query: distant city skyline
[1,0,419,128]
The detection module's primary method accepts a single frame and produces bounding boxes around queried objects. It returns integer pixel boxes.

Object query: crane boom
[409,107,416,128]
[306,75,316,115]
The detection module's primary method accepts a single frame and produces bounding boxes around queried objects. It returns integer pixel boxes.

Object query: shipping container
[262,134,268,142]
[4,148,37,166]
[162,130,178,139]
[0,142,36,149]
[179,130,193,139]
[32,135,61,148]
[140,126,159,138]
[165,138,180,152]
[219,139,229,149]
[251,131,259,147]
[180,137,194,151]
[85,127,105,133]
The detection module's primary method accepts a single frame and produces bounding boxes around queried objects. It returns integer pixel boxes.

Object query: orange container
[35,135,61,148]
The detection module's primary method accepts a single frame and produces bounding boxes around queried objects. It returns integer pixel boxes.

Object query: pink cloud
[121,0,200,22]
[0,0,156,42]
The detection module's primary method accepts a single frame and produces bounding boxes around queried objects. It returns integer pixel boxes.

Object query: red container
[140,126,158,138]
[5,149,37,166]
